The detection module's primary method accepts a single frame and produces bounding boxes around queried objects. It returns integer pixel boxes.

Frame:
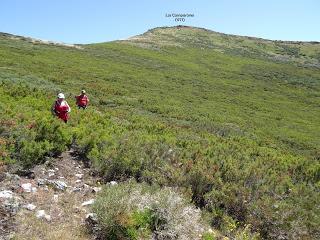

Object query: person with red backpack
[75,90,89,109]
[52,93,71,123]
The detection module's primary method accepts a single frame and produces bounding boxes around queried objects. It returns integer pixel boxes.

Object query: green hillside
[0,26,319,239]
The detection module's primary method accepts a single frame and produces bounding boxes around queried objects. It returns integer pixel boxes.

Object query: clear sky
[1,0,319,43]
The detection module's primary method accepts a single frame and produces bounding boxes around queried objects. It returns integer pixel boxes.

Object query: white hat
[57,93,65,99]
[81,89,86,94]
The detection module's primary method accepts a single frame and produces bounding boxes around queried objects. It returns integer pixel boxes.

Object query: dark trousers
[78,105,87,110]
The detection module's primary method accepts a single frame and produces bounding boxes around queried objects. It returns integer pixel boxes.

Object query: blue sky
[1,0,319,43]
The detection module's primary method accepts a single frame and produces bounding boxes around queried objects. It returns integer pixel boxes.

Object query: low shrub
[93,181,208,240]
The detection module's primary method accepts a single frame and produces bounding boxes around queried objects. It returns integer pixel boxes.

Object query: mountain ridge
[118,25,320,69]
[130,25,320,44]
[1,25,320,46]
[2,26,320,68]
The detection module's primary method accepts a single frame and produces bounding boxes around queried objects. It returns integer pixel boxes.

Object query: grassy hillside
[0,26,319,239]
[126,26,320,68]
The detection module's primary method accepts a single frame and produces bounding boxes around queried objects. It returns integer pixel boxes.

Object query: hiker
[75,90,89,109]
[52,93,71,123]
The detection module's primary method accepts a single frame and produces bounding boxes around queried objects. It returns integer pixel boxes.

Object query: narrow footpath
[0,149,105,240]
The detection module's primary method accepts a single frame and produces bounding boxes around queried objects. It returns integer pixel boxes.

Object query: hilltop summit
[123,25,320,68]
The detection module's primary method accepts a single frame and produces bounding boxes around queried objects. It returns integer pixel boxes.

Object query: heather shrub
[12,117,72,167]
[93,181,208,240]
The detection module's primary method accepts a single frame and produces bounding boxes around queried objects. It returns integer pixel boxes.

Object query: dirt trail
[0,150,102,240]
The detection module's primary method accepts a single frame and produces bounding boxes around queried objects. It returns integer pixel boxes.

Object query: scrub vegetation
[0,26,319,239]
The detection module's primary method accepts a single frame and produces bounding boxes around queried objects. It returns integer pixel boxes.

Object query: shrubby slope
[0,26,319,239]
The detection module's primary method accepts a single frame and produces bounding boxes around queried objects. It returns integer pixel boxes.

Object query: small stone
[48,169,55,177]
[85,213,99,234]
[36,210,45,218]
[48,180,68,191]
[0,173,5,182]
[36,210,51,221]
[75,173,83,179]
[75,179,82,183]
[109,181,117,186]
[12,174,21,181]
[74,207,81,213]
[82,199,95,206]
[21,183,31,192]
[53,194,59,202]
[44,214,51,221]
[4,172,13,179]
[0,190,13,199]
[21,183,36,193]
[44,160,50,166]
[24,203,36,211]
[92,187,102,193]
[72,187,81,192]
[3,197,21,214]
[37,178,46,186]
[86,213,98,222]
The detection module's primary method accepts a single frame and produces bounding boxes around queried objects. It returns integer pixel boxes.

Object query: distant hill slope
[123,25,320,68]
[0,32,82,49]
[0,26,319,239]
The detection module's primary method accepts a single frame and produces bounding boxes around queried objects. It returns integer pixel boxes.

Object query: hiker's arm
[66,102,71,112]
[51,103,58,115]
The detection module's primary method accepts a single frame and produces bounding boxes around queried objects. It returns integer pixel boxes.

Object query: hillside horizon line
[1,25,320,45]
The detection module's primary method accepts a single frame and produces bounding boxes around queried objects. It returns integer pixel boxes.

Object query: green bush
[10,117,72,167]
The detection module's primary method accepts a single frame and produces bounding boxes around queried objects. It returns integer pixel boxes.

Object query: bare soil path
[0,149,102,240]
